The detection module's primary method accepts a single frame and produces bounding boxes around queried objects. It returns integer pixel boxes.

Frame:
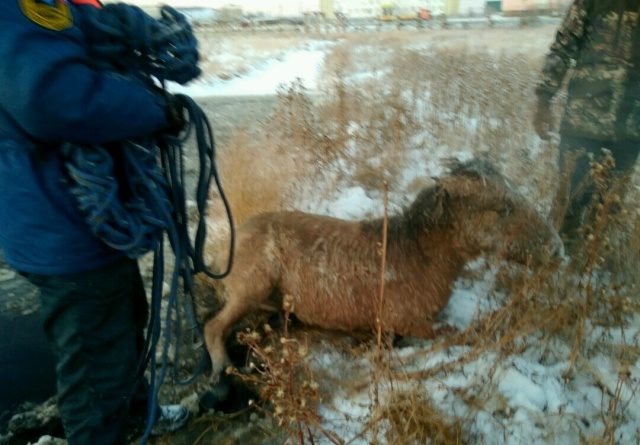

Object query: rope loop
[62,142,171,258]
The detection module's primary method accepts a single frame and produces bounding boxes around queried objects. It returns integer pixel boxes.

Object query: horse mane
[444,157,508,187]
[361,158,507,241]
[361,183,449,242]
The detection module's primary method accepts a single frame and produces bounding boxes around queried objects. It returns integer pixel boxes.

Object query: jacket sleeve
[0,10,168,145]
[535,0,591,102]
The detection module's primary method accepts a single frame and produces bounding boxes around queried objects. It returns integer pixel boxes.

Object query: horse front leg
[203,260,280,380]
[203,297,252,382]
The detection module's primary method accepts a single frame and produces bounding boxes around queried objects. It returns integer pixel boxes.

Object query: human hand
[164,93,187,136]
[533,99,554,141]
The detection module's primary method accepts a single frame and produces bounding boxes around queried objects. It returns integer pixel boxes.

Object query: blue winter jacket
[0,0,168,274]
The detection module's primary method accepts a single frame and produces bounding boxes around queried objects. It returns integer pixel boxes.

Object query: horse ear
[430,182,450,226]
[409,182,451,229]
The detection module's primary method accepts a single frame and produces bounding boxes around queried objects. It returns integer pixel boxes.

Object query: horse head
[409,159,562,266]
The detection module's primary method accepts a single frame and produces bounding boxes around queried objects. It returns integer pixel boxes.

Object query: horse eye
[498,203,513,217]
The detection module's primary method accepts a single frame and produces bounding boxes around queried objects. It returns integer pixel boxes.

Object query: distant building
[425,0,446,16]
[438,0,569,17]
[442,0,486,16]
[320,0,336,18]
[333,0,447,18]
[459,0,486,15]
[502,0,571,15]
[486,0,501,13]
[333,0,380,18]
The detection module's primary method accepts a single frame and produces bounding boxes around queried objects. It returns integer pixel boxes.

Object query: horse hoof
[199,376,231,412]
[199,373,259,414]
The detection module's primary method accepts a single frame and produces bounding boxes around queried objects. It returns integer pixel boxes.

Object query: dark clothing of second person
[556,136,640,240]
[536,0,640,241]
[536,0,640,142]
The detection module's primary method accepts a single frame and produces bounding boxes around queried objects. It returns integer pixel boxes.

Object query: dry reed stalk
[369,181,390,445]
[563,152,619,373]
[601,369,629,444]
[376,182,389,351]
[382,389,465,445]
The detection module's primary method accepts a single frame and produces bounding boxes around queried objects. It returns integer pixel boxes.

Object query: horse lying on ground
[200,160,562,378]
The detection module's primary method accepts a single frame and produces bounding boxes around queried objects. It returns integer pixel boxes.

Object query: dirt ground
[197,95,278,144]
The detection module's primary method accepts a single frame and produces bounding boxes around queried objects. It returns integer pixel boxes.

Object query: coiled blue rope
[63,140,170,258]
[60,4,235,443]
[84,3,201,85]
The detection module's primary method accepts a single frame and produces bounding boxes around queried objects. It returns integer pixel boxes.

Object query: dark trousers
[22,259,149,445]
[556,135,640,243]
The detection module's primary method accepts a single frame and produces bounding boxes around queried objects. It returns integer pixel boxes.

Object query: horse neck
[386,227,467,296]
[364,213,467,279]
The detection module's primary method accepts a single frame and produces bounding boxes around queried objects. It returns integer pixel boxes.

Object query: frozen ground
[169,40,332,97]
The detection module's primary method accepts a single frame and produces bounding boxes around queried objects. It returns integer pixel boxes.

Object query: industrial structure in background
[500,0,569,15]
[321,0,570,18]
[164,0,572,27]
[326,0,480,18]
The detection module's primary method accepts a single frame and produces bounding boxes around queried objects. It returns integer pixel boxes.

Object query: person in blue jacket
[0,0,189,443]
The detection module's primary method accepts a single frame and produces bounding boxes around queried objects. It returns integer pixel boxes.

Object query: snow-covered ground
[169,40,332,97]
[185,35,640,445]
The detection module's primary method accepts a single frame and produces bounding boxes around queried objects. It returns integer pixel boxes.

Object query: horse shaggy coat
[201,161,561,376]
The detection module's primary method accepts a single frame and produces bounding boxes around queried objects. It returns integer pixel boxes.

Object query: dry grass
[325,26,555,54]
[381,390,465,445]
[204,30,640,444]
[212,129,307,227]
[229,296,344,445]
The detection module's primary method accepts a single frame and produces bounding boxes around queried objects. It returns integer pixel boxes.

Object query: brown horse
[200,160,561,378]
